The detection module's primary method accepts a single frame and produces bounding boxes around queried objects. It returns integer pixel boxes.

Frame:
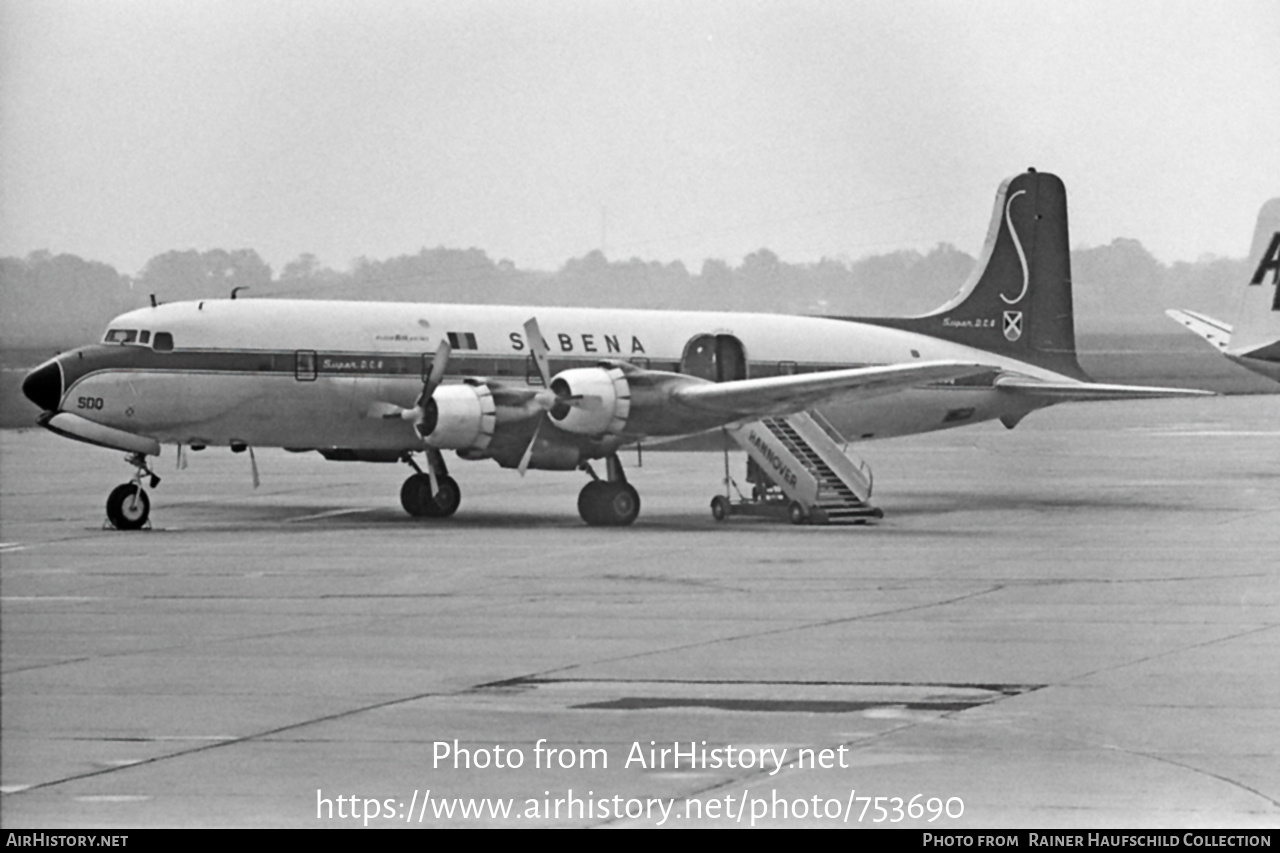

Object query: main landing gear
[400,450,461,518]
[577,456,640,527]
[105,453,160,530]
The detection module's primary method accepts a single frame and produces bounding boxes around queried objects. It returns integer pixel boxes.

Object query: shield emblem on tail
[1003,311,1023,342]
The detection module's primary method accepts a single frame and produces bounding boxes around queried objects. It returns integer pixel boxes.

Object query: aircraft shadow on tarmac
[127,487,1195,535]
[884,490,1190,516]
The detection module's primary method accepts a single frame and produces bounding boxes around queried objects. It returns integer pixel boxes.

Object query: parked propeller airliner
[1167,197,1280,383]
[23,170,1208,529]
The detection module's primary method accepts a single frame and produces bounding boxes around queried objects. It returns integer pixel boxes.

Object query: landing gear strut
[106,452,159,530]
[577,455,640,527]
[400,450,461,518]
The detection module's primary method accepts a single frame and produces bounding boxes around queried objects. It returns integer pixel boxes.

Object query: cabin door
[681,334,747,382]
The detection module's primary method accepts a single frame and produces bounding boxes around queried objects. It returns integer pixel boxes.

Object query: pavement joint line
[1,687,461,796]
[477,584,1010,687]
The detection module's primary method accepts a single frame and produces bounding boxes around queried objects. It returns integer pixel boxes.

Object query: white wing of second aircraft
[1165,308,1233,353]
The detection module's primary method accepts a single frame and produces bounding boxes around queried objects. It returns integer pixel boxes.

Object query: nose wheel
[105,453,159,530]
[106,483,151,530]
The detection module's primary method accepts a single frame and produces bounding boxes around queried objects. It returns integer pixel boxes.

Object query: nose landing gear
[105,453,160,530]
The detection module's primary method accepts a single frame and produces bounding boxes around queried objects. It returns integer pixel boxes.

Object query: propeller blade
[424,339,451,398]
[531,390,601,412]
[523,317,552,388]
[532,388,559,411]
[367,401,406,419]
[391,340,454,436]
[517,418,542,477]
[248,445,260,489]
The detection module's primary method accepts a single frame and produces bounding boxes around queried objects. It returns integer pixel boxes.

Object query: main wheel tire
[400,473,433,517]
[578,481,640,526]
[106,483,150,530]
[710,495,730,522]
[577,481,609,525]
[428,475,461,518]
[602,482,640,526]
[581,479,640,525]
[401,473,462,518]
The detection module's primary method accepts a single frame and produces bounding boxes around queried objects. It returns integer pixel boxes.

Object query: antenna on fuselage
[149,294,158,308]
[231,286,250,300]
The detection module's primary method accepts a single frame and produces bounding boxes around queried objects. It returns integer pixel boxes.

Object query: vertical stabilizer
[849,170,1087,380]
[1229,197,1280,359]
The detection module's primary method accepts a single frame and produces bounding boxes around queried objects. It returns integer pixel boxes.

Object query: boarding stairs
[727,411,880,524]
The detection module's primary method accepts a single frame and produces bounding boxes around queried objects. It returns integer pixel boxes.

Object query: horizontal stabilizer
[38,411,161,456]
[994,376,1213,401]
[1165,308,1232,351]
[673,360,994,417]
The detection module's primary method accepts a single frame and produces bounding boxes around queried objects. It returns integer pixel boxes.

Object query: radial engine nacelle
[547,365,631,436]
[420,380,496,452]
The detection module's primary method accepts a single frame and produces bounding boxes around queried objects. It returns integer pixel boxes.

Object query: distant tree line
[0,240,1253,350]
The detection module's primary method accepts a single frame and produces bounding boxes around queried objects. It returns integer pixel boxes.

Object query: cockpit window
[139,330,151,345]
[104,329,138,344]
[153,332,174,351]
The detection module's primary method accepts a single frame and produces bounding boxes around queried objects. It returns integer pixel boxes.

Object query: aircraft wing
[994,375,1214,401]
[669,360,994,418]
[1166,308,1232,351]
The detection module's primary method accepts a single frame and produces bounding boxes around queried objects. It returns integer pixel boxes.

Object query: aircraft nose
[22,360,63,412]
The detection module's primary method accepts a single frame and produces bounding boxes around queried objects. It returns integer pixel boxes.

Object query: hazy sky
[2,0,1276,276]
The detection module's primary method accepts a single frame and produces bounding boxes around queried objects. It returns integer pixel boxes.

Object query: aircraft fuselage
[36,299,1058,457]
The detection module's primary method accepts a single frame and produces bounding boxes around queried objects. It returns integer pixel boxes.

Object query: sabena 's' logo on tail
[999,189,1029,341]
[1000,190,1030,306]
[1250,232,1280,310]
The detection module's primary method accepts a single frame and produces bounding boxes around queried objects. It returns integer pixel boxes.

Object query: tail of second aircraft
[1227,198,1280,360]
[1167,197,1280,382]
[851,169,1088,380]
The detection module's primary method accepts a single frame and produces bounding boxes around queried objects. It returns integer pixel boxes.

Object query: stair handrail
[800,410,874,499]
[809,408,849,452]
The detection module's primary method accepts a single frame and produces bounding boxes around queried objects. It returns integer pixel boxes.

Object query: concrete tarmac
[1,396,1277,828]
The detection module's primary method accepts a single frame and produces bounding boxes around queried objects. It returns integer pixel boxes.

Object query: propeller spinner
[516,317,615,474]
[374,339,453,430]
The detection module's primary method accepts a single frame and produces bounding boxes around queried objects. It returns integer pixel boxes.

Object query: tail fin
[1227,197,1280,360]
[851,169,1087,380]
